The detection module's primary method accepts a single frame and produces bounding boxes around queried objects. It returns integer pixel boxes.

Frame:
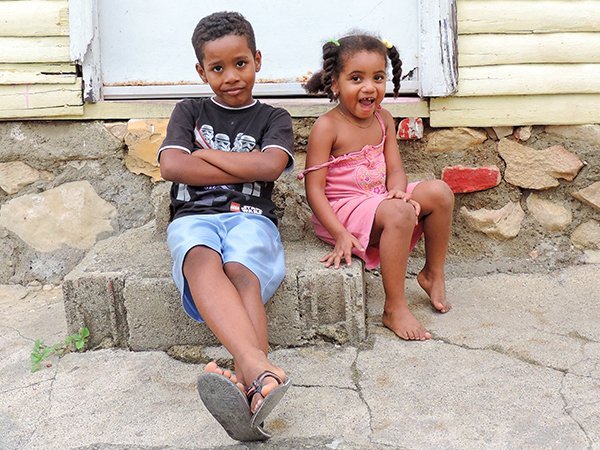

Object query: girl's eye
[375,75,385,81]
[351,76,361,82]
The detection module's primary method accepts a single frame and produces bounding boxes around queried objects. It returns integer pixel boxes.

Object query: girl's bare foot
[204,361,245,392]
[417,270,452,313]
[382,306,431,341]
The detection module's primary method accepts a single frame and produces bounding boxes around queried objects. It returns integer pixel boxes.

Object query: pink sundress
[299,110,423,269]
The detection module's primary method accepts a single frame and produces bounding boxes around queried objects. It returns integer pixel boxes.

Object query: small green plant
[31,327,90,373]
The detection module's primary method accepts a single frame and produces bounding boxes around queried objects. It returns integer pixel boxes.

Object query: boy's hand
[320,231,365,269]
[386,188,421,223]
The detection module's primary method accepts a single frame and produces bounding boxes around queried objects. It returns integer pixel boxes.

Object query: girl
[299,34,454,341]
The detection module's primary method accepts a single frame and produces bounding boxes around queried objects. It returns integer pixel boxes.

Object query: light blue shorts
[166,213,285,323]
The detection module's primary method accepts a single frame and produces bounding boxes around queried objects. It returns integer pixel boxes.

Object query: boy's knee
[224,262,258,288]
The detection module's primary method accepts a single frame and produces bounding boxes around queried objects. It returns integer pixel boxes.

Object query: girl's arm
[159,148,248,185]
[305,116,365,268]
[380,109,421,218]
[195,147,289,182]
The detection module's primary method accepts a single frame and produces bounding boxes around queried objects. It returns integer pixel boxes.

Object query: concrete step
[63,221,366,351]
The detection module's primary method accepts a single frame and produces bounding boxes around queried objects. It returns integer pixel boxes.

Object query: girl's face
[333,50,387,120]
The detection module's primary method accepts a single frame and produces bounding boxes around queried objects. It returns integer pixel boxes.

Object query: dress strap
[297,108,386,181]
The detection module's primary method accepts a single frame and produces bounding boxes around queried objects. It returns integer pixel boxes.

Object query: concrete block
[124,277,218,351]
[63,224,368,350]
[63,273,128,348]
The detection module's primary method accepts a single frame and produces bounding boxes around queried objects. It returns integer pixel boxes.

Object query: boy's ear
[254,50,262,72]
[195,63,208,83]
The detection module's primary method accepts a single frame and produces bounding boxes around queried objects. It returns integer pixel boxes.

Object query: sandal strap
[245,370,283,400]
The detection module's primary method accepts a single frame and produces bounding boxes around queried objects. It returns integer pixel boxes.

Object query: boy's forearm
[197,148,288,182]
[159,149,248,185]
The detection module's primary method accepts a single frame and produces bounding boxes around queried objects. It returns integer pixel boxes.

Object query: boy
[158,11,293,442]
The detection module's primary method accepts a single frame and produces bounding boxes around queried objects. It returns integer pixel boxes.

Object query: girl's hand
[320,231,365,269]
[386,188,421,223]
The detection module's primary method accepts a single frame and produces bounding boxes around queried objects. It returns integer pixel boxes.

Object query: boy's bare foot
[244,365,288,414]
[204,361,245,392]
[417,269,452,313]
[382,306,431,341]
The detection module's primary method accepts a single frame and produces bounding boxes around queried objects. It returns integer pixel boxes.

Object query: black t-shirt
[158,97,294,224]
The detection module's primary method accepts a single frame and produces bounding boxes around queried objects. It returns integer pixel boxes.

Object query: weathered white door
[70,0,456,101]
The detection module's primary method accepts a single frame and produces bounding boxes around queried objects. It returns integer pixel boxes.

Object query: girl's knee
[417,180,454,208]
[379,199,417,229]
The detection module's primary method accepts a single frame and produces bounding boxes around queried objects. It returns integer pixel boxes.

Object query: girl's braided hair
[191,11,256,65]
[304,34,402,100]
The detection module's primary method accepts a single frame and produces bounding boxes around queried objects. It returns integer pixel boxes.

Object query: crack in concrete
[292,383,356,392]
[351,347,375,444]
[434,336,570,373]
[0,324,36,343]
[24,361,60,449]
[559,372,594,449]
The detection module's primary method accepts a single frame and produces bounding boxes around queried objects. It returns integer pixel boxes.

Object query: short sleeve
[157,100,196,162]
[261,107,295,169]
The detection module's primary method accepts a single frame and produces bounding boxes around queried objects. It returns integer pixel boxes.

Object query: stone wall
[0,119,598,288]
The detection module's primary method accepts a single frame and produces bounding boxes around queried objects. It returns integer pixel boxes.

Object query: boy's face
[196,35,261,108]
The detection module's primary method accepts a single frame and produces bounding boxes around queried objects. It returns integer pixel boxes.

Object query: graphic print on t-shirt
[177,123,263,205]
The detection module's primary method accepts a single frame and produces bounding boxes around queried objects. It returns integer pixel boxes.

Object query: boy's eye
[236,60,247,68]
[212,66,223,73]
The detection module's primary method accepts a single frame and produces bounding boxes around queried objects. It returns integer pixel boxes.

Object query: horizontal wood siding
[431,0,600,126]
[0,0,82,119]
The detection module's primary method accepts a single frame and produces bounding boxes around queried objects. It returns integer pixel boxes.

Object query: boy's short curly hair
[191,11,257,65]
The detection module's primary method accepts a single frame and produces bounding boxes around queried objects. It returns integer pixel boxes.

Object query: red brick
[396,117,424,140]
[442,166,501,193]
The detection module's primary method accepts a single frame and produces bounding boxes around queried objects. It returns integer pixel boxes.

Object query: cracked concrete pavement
[1,265,599,449]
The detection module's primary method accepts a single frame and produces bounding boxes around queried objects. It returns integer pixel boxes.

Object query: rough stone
[104,122,128,142]
[513,126,532,141]
[492,126,513,138]
[124,119,167,182]
[460,201,525,240]
[525,193,572,232]
[572,181,600,211]
[545,124,600,146]
[0,181,117,252]
[0,121,123,163]
[498,139,585,189]
[151,181,171,236]
[441,165,500,193]
[571,220,600,250]
[0,161,52,194]
[396,117,424,140]
[425,127,487,152]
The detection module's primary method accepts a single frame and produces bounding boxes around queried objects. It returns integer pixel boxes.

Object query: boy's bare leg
[411,180,454,313]
[371,200,431,341]
[183,246,286,412]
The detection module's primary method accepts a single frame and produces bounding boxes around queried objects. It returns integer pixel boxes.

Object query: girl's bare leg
[371,199,431,340]
[411,180,455,313]
[183,246,286,412]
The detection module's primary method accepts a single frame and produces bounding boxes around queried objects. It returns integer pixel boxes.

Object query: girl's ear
[331,78,339,96]
[196,63,208,83]
[254,50,262,72]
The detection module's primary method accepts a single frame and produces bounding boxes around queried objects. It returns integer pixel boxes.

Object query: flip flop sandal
[245,370,292,428]
[197,372,271,442]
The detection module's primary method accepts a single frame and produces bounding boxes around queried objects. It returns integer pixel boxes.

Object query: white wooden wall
[0,0,83,118]
[430,0,600,126]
